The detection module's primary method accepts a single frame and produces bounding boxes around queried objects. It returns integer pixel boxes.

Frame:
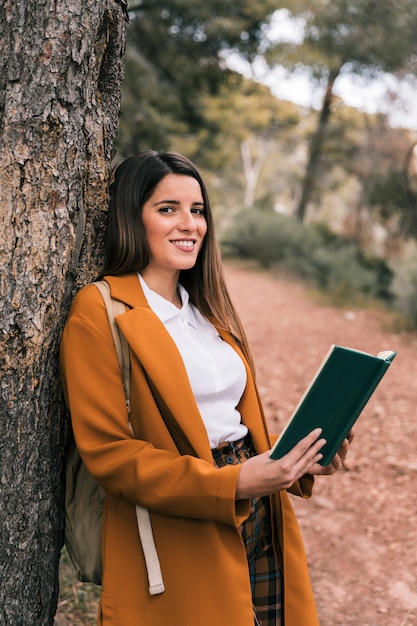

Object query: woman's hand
[236,428,326,500]
[309,430,354,476]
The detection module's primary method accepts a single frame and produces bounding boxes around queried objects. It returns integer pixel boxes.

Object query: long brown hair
[104,151,254,368]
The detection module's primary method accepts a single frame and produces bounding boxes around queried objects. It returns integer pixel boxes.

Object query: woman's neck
[140,270,182,308]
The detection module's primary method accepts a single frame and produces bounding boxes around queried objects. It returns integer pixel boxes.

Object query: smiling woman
[60,150,352,626]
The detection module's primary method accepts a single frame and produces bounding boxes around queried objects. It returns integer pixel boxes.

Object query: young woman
[60,151,351,625]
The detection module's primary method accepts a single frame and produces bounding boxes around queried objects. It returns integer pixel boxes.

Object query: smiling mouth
[171,239,196,247]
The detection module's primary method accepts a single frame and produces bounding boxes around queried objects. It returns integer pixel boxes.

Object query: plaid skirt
[212,435,282,626]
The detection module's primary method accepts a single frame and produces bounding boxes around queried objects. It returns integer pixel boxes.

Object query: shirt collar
[138,274,198,328]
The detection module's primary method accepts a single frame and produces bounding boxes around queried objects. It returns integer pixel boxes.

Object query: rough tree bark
[0,1,126,623]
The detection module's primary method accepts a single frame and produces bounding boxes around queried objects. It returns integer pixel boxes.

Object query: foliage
[366,170,417,238]
[223,209,392,301]
[197,77,301,203]
[115,0,276,159]
[340,115,417,241]
[268,1,417,78]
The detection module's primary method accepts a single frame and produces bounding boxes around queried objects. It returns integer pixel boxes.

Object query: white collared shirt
[138,274,248,448]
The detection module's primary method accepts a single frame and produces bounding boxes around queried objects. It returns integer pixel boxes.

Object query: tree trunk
[0,1,126,623]
[240,138,268,209]
[296,67,341,222]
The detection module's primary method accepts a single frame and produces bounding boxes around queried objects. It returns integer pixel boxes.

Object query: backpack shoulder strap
[92,280,165,596]
[93,280,130,412]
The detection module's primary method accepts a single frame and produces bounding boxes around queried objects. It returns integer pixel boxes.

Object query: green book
[269,345,396,466]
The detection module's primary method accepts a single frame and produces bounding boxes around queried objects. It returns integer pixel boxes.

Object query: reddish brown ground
[225,261,417,626]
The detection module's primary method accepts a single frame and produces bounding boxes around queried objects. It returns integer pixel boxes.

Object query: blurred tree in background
[266,0,417,222]
[197,77,300,209]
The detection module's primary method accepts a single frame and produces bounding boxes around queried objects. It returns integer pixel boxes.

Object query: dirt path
[224,262,417,626]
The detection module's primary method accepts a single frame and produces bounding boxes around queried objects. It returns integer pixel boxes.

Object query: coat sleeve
[60,285,250,528]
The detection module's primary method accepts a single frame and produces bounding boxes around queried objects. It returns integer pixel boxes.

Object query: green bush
[310,244,379,296]
[222,210,392,302]
[222,210,322,269]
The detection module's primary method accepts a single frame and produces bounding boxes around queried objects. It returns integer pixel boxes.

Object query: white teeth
[174,240,194,247]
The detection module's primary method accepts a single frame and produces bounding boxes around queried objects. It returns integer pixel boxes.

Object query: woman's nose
[178,211,196,230]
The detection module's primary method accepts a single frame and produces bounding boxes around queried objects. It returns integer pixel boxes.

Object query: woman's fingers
[310,430,355,475]
[289,428,326,465]
[281,428,323,459]
[236,429,328,500]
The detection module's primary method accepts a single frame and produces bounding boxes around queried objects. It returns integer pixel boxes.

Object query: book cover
[269,345,396,466]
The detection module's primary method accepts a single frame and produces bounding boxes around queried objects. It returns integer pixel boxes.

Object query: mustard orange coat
[60,274,320,626]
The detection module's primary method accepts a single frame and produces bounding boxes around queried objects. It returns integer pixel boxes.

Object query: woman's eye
[158,206,174,214]
[191,207,205,216]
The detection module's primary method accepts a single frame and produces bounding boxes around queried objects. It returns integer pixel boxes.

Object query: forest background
[115,0,417,329]
[2,1,417,624]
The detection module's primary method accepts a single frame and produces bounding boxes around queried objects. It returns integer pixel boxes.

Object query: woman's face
[141,173,207,280]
